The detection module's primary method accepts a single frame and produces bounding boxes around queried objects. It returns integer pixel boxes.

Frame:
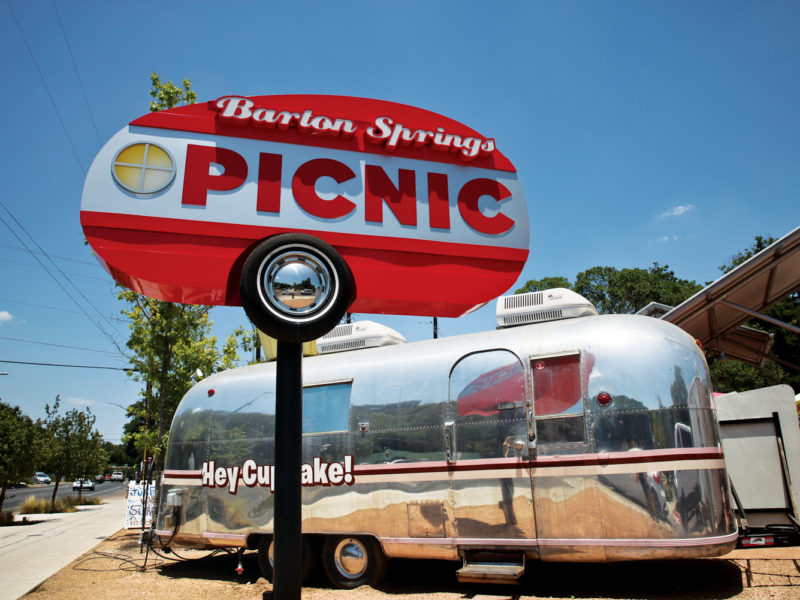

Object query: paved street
[0,488,128,600]
[2,481,127,513]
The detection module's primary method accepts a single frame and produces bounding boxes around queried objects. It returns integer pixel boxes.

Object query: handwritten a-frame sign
[81,95,529,341]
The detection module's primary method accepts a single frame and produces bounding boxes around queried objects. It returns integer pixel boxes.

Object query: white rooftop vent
[317,320,406,354]
[496,288,598,328]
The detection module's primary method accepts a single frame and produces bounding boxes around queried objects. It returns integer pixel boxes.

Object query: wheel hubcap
[260,248,334,320]
[333,538,368,580]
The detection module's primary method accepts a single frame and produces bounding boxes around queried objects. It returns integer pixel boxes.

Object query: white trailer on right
[715,384,800,547]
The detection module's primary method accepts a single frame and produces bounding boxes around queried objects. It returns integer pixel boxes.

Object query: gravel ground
[23,530,800,600]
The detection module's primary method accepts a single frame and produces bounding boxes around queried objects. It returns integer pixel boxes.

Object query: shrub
[0,510,15,526]
[18,494,102,514]
[19,496,77,514]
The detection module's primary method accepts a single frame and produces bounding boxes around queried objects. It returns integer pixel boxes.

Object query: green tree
[571,266,621,313]
[517,263,701,315]
[572,263,701,315]
[39,396,105,508]
[0,402,40,512]
[120,73,220,468]
[120,291,222,467]
[709,235,799,393]
[149,72,197,113]
[515,276,571,295]
[230,325,263,365]
[101,441,135,468]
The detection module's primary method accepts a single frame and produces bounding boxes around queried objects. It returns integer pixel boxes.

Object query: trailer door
[529,352,606,559]
[447,349,537,542]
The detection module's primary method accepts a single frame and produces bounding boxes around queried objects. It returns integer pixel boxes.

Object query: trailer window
[532,354,585,449]
[449,350,527,459]
[303,382,351,434]
[532,354,583,416]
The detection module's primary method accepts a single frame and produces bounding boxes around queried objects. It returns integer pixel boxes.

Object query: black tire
[256,535,316,583]
[257,536,274,581]
[322,535,387,589]
[240,234,354,343]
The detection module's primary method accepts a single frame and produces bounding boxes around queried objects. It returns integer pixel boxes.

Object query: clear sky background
[0,1,798,444]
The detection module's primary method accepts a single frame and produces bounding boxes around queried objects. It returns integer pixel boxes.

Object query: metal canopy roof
[662,225,800,366]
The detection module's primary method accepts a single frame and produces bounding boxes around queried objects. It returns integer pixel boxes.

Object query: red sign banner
[81,95,529,318]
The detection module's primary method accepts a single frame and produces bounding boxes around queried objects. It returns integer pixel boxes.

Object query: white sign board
[124,481,156,529]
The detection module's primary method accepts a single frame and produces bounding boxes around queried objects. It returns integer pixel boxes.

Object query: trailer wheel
[256,536,274,581]
[322,535,387,589]
[240,234,354,343]
[256,536,315,583]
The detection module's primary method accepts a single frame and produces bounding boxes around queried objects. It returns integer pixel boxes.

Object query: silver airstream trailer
[155,289,737,587]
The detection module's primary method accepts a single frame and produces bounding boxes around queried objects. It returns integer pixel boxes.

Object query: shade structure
[662,225,800,366]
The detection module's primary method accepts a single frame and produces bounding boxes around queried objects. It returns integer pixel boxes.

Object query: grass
[18,494,102,514]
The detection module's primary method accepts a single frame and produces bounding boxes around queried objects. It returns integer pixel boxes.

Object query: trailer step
[456,560,525,584]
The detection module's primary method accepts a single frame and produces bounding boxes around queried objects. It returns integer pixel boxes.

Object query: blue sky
[0,1,798,443]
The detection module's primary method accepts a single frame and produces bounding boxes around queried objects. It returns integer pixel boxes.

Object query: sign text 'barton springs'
[202,456,355,495]
[215,96,496,160]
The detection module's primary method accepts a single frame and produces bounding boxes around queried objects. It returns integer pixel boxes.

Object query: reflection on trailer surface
[156,305,736,586]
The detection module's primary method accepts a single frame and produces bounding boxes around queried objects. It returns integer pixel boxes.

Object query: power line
[50,0,102,146]
[0,335,127,356]
[0,256,108,281]
[0,201,125,339]
[0,241,99,266]
[0,204,126,353]
[0,296,130,323]
[5,0,86,174]
[0,359,136,371]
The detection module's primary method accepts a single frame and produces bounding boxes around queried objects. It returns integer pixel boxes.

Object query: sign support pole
[271,340,303,600]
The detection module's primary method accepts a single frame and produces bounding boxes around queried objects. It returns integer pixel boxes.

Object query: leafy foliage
[149,72,197,113]
[120,73,251,468]
[229,325,263,365]
[573,263,701,315]
[119,290,224,465]
[39,396,105,507]
[515,276,571,295]
[0,401,40,512]
[719,235,775,272]
[516,263,701,315]
[101,440,136,467]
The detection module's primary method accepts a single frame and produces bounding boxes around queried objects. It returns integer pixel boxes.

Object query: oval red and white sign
[81,95,529,317]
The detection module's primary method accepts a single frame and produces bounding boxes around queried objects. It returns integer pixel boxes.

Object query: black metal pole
[272,340,303,600]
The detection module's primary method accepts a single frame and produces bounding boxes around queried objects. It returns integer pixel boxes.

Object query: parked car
[104,473,112,481]
[33,472,51,484]
[94,474,105,483]
[111,471,124,481]
[72,478,95,491]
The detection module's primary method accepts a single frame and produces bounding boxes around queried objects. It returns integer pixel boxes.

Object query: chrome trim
[380,530,739,547]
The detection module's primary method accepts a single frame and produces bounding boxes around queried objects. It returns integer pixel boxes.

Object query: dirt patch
[23,530,800,600]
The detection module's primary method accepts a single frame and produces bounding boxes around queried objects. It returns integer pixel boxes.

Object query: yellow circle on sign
[112,142,175,194]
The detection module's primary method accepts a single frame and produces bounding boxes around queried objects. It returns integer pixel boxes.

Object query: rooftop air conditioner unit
[317,320,407,354]
[496,288,598,328]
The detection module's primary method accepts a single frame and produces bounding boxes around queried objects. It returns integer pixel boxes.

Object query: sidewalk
[0,494,128,600]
